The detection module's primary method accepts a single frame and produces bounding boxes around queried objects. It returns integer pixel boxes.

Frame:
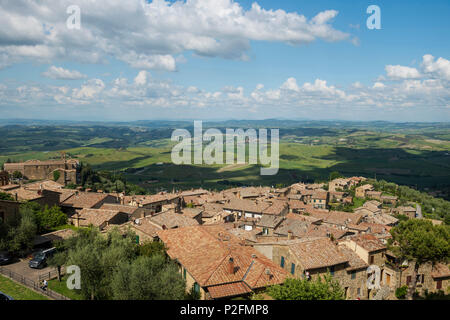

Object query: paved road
[3,258,54,282]
[416,203,423,219]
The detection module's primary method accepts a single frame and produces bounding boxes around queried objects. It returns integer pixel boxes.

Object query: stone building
[253,237,370,300]
[383,251,450,298]
[4,159,79,185]
[0,200,20,224]
[0,171,9,186]
[157,225,289,300]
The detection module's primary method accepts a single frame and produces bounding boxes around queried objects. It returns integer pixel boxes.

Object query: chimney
[228,257,235,274]
[287,230,293,240]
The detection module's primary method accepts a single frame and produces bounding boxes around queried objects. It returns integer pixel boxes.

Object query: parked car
[29,247,56,269]
[0,291,13,300]
[0,251,12,266]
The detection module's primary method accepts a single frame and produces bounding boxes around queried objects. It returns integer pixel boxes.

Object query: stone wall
[0,200,20,224]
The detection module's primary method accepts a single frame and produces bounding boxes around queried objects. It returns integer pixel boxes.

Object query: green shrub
[395,285,408,299]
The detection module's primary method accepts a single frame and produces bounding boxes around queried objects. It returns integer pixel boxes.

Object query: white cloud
[0,0,352,70]
[0,53,448,120]
[72,79,105,100]
[422,54,450,80]
[385,65,421,80]
[373,82,386,89]
[281,78,300,92]
[134,71,148,86]
[42,66,87,80]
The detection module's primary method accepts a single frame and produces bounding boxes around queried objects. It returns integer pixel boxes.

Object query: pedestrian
[42,279,48,291]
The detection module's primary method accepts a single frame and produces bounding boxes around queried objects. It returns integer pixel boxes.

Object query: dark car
[29,247,56,269]
[0,291,14,300]
[0,251,12,266]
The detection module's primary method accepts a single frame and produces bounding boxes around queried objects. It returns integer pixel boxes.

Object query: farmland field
[1,120,449,198]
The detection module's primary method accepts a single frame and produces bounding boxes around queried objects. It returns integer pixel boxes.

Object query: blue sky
[0,0,449,121]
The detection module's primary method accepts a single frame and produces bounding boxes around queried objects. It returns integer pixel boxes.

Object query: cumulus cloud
[385,65,421,80]
[42,66,87,80]
[422,54,450,80]
[0,0,352,70]
[134,71,148,86]
[0,54,448,119]
[72,79,105,100]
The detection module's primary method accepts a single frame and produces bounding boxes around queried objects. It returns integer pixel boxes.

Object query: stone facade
[267,243,369,300]
[0,200,20,224]
[0,171,9,186]
[4,159,79,185]
[383,259,450,298]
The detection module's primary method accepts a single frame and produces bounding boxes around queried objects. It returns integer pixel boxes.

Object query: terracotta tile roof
[58,189,77,203]
[227,228,261,243]
[127,218,161,238]
[350,234,386,252]
[274,218,310,238]
[358,222,390,234]
[327,211,363,225]
[201,203,225,217]
[6,188,42,201]
[207,282,252,299]
[346,223,369,232]
[338,245,369,271]
[0,184,20,191]
[157,225,288,291]
[312,190,328,200]
[257,215,285,229]
[100,203,139,215]
[309,210,362,226]
[305,224,347,240]
[365,213,398,226]
[139,193,179,205]
[286,212,322,224]
[33,229,76,246]
[288,199,307,209]
[431,263,450,279]
[223,199,270,213]
[288,238,348,270]
[262,200,288,215]
[77,208,122,227]
[62,192,113,208]
[180,189,209,197]
[149,210,199,229]
[23,180,65,191]
[180,208,203,219]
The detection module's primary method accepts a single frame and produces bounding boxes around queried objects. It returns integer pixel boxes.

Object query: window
[193,282,200,294]
[351,271,356,279]
[183,268,187,279]
[369,255,374,264]
[280,256,285,268]
[357,288,361,296]
[290,263,296,275]
[406,276,412,285]
[329,266,335,276]
[416,274,425,284]
[436,280,442,290]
